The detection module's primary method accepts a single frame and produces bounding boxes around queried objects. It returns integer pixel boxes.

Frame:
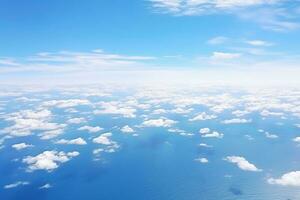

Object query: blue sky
[1,0,300,85]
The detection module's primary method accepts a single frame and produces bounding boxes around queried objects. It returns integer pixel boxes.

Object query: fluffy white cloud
[264,132,278,139]
[189,112,217,121]
[202,131,224,138]
[194,157,209,163]
[293,137,300,143]
[221,118,252,124]
[142,118,177,127]
[39,129,64,140]
[260,110,284,117]
[42,99,90,108]
[78,125,103,133]
[199,128,210,134]
[4,181,29,189]
[93,132,113,145]
[94,102,136,118]
[224,156,262,172]
[55,137,87,145]
[67,117,86,124]
[198,143,213,148]
[268,171,300,186]
[120,125,135,133]
[12,142,33,150]
[1,109,66,137]
[22,151,79,172]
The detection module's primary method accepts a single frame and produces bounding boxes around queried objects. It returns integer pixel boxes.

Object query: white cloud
[78,125,103,133]
[246,40,273,46]
[39,183,52,189]
[12,142,33,150]
[67,117,86,124]
[55,137,87,145]
[22,150,79,172]
[264,132,278,139]
[93,132,113,145]
[224,156,262,172]
[293,137,300,143]
[207,36,228,45]
[202,131,224,138]
[1,109,66,137]
[199,128,210,134]
[94,101,136,118]
[211,52,241,60]
[142,118,177,127]
[189,112,217,121]
[221,118,252,124]
[198,143,213,148]
[4,181,29,189]
[268,171,300,186]
[194,157,209,163]
[39,129,64,140]
[260,110,284,117]
[42,99,90,108]
[120,125,135,133]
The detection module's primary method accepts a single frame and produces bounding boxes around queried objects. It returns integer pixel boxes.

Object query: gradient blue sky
[1,0,300,85]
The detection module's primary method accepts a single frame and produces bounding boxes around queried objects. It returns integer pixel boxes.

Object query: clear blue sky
[0,0,300,85]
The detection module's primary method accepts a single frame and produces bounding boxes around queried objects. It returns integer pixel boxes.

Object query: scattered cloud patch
[55,137,87,145]
[224,156,262,172]
[12,142,33,150]
[268,171,300,186]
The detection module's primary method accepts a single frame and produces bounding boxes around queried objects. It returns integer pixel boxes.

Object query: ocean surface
[0,86,300,200]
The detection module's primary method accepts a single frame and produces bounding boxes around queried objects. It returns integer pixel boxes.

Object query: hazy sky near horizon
[1,0,300,85]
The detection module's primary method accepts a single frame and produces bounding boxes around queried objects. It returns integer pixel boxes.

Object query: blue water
[1,88,300,200]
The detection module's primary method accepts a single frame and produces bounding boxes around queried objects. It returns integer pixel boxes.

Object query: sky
[1,0,300,85]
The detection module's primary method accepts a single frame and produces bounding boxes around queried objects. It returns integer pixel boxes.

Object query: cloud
[260,110,284,117]
[42,99,90,108]
[39,129,64,140]
[94,101,136,118]
[149,0,300,32]
[22,150,79,172]
[246,40,273,46]
[221,118,252,124]
[293,137,300,143]
[202,131,224,138]
[211,52,241,60]
[67,117,86,124]
[224,156,262,172]
[194,157,209,163]
[4,181,29,189]
[189,112,217,121]
[268,171,300,186]
[142,118,177,127]
[120,125,135,133]
[39,183,52,189]
[55,137,87,145]
[12,142,33,150]
[199,128,210,134]
[264,131,278,139]
[93,132,113,145]
[207,36,228,45]
[78,125,103,133]
[198,143,213,148]
[1,109,66,137]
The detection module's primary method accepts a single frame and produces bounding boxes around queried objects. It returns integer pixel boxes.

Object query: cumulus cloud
[293,137,300,143]
[67,117,86,124]
[246,40,273,46]
[55,137,87,145]
[1,109,66,137]
[42,99,90,108]
[260,109,284,117]
[211,52,241,60]
[4,181,29,189]
[22,150,79,172]
[264,132,278,139]
[268,171,300,186]
[189,112,217,121]
[38,128,64,140]
[199,128,210,134]
[194,157,209,163]
[221,118,252,124]
[12,142,33,150]
[78,125,103,133]
[141,118,177,127]
[202,131,224,138]
[93,133,113,145]
[224,156,262,172]
[94,101,136,118]
[120,125,135,133]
